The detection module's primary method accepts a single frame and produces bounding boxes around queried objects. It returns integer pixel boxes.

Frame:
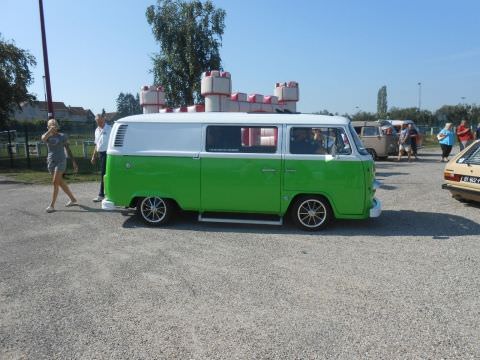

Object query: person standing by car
[91,114,111,202]
[456,119,474,150]
[437,123,455,162]
[397,124,412,162]
[408,123,419,160]
[41,119,78,212]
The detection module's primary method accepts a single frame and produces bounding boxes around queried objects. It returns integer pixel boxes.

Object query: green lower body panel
[105,155,200,209]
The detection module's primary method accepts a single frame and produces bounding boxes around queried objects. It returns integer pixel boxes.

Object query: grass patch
[0,157,100,184]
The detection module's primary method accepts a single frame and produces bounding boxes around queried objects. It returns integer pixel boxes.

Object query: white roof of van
[116,112,350,126]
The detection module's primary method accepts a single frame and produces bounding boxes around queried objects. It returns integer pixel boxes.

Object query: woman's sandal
[65,200,78,207]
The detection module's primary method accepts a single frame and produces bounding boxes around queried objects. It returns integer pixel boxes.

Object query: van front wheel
[137,196,173,226]
[291,196,332,231]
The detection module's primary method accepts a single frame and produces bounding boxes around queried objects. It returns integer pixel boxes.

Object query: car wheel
[366,148,377,160]
[291,195,333,231]
[137,196,173,226]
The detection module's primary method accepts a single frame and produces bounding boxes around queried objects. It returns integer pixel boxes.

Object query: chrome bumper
[370,197,382,218]
[101,198,116,210]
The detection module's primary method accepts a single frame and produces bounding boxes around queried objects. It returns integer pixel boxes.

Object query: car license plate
[461,175,480,184]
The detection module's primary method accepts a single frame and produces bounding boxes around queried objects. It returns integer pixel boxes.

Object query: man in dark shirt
[408,124,419,159]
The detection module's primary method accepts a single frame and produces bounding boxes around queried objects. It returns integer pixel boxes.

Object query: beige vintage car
[351,120,398,160]
[442,140,480,203]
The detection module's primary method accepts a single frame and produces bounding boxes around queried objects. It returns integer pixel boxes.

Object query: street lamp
[417,82,422,112]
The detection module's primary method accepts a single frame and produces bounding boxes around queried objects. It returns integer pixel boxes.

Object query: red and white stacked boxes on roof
[229,92,249,112]
[187,104,205,112]
[201,70,232,112]
[262,95,279,113]
[274,81,299,113]
[248,94,264,112]
[140,85,165,114]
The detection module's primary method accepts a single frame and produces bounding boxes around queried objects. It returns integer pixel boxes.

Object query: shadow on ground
[121,209,480,238]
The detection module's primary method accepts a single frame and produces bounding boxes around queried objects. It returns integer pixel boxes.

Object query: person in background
[437,122,455,162]
[41,119,78,213]
[91,114,111,202]
[456,119,474,151]
[476,123,480,140]
[397,124,412,162]
[408,123,419,160]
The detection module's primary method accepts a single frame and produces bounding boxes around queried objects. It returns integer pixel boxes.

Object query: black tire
[366,148,377,160]
[136,196,174,226]
[377,156,388,161]
[290,195,333,231]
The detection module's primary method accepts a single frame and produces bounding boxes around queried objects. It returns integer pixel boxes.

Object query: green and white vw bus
[102,113,381,230]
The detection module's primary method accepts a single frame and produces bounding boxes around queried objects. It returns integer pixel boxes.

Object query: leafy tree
[116,92,142,118]
[434,104,479,126]
[0,34,36,128]
[377,85,387,118]
[388,107,434,126]
[351,111,377,122]
[146,0,226,107]
[313,109,333,116]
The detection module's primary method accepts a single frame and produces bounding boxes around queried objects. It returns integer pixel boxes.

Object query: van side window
[290,127,351,155]
[206,126,278,153]
[363,126,379,136]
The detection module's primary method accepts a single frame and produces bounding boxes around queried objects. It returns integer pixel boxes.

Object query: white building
[14,101,94,123]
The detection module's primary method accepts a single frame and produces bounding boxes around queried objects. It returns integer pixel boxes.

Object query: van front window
[348,123,370,156]
[290,127,352,155]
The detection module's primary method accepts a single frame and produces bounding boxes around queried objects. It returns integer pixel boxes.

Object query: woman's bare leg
[59,177,76,202]
[50,171,62,207]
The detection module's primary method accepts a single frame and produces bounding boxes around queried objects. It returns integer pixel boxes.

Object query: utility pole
[39,0,54,119]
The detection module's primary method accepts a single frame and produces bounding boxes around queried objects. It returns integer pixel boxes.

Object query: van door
[283,125,365,215]
[200,125,282,213]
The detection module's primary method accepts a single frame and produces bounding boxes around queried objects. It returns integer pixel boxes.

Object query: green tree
[351,111,377,122]
[377,85,387,118]
[434,104,476,126]
[116,92,142,118]
[0,34,36,128]
[388,107,434,126]
[146,0,226,107]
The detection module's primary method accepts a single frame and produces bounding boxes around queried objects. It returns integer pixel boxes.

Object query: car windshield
[457,141,480,165]
[348,123,369,156]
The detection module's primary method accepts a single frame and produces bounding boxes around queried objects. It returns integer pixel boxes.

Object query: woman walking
[41,119,78,212]
[437,122,455,162]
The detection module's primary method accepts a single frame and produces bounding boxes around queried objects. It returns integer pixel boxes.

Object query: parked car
[388,120,424,147]
[351,120,398,160]
[442,140,480,203]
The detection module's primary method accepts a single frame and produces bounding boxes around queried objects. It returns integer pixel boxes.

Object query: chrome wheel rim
[140,197,167,223]
[297,199,327,228]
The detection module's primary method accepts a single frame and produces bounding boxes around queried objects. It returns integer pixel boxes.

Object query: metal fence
[0,122,96,169]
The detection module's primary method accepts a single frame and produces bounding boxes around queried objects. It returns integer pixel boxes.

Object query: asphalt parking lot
[1,148,479,359]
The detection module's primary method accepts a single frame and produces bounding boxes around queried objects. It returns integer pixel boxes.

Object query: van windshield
[348,123,370,156]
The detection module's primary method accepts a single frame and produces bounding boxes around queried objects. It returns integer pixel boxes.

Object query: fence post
[24,125,31,169]
[6,129,14,168]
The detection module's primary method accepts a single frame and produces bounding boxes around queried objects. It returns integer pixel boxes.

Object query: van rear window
[206,126,278,153]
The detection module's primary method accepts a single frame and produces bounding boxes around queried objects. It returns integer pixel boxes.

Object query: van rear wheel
[291,196,333,231]
[137,196,173,226]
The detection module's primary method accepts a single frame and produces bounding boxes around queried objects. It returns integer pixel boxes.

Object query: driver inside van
[290,128,320,154]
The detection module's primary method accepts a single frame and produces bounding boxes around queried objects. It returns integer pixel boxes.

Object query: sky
[1,0,479,115]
